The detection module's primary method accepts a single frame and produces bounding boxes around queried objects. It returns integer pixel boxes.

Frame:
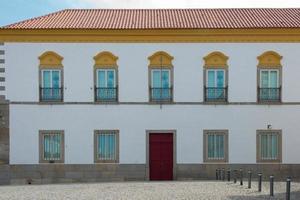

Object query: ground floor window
[94,130,119,163]
[257,130,282,163]
[203,130,228,162]
[39,130,64,163]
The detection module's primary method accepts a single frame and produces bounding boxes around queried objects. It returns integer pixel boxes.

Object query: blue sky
[1,0,300,26]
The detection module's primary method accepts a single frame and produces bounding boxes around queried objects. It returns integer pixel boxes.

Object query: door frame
[146,130,177,181]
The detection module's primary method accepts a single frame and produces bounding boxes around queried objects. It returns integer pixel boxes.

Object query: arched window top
[257,51,282,68]
[94,51,118,68]
[148,51,174,67]
[203,51,229,68]
[39,51,63,68]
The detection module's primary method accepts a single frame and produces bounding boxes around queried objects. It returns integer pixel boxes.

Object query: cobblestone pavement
[0,181,299,200]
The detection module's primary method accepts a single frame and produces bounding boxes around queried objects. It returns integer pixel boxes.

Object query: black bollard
[258,173,262,192]
[234,170,237,183]
[222,168,225,181]
[270,175,274,196]
[286,177,291,200]
[227,169,231,182]
[216,169,218,180]
[248,170,252,189]
[240,169,243,186]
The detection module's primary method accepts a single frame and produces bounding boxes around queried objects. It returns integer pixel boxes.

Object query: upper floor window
[93,52,118,102]
[148,51,174,102]
[257,51,282,103]
[203,52,229,102]
[38,51,63,102]
[256,130,282,163]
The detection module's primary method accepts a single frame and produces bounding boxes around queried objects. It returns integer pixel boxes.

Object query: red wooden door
[149,133,173,180]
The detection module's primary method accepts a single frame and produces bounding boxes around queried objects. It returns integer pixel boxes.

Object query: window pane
[261,71,269,88]
[207,133,225,160]
[152,70,161,87]
[52,71,60,88]
[260,133,278,160]
[98,133,116,160]
[43,71,51,88]
[107,70,115,88]
[161,70,170,88]
[270,71,278,88]
[207,71,215,87]
[216,71,224,87]
[98,70,106,87]
[43,133,61,161]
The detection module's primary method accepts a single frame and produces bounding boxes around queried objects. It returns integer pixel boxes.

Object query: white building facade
[1,9,300,184]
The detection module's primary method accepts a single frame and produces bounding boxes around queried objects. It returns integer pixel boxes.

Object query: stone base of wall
[0,164,299,185]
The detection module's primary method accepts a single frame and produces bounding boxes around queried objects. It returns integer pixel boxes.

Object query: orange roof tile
[3,8,300,29]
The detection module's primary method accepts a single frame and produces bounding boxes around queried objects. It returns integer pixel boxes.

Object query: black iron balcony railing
[150,87,173,102]
[258,87,281,102]
[95,87,118,102]
[204,87,228,102]
[40,87,63,102]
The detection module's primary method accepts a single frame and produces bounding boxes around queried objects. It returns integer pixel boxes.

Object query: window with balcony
[257,51,282,103]
[93,51,118,102]
[148,51,174,102]
[203,52,229,102]
[38,51,63,102]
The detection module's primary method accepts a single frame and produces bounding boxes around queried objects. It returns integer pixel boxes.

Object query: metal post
[258,173,262,192]
[240,169,243,186]
[216,169,218,180]
[234,170,237,183]
[248,170,252,189]
[270,175,274,196]
[227,169,231,182]
[286,177,291,200]
[222,168,225,181]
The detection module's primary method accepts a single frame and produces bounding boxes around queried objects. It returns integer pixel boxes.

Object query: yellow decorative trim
[94,51,118,68]
[39,51,63,67]
[148,51,174,67]
[1,29,300,43]
[203,51,229,68]
[257,51,282,67]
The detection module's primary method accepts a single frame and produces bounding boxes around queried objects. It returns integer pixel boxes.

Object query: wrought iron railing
[95,87,118,102]
[258,87,281,102]
[204,87,228,102]
[150,87,173,102]
[40,87,63,102]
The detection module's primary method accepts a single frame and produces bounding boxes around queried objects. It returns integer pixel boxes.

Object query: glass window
[206,69,226,101]
[40,131,64,163]
[96,69,117,101]
[207,134,225,160]
[151,69,171,101]
[95,131,119,163]
[41,69,62,101]
[260,70,278,88]
[260,132,279,160]
[204,130,228,162]
[259,70,280,101]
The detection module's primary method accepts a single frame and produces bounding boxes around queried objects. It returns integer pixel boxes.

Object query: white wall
[9,104,300,164]
[5,43,300,102]
[6,42,300,165]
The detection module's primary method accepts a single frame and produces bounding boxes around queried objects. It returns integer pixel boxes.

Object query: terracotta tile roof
[3,8,300,29]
